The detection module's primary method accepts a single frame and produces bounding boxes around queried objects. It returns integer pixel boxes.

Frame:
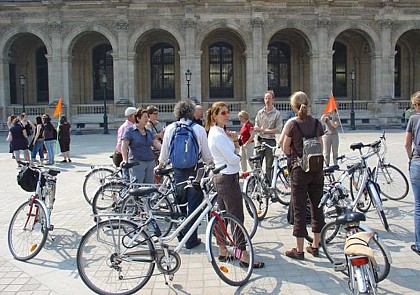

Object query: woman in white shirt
[205,101,264,269]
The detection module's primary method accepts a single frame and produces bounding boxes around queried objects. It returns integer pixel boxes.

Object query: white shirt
[159,118,213,165]
[208,125,240,175]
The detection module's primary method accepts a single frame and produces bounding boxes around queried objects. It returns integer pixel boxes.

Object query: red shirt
[240,121,254,144]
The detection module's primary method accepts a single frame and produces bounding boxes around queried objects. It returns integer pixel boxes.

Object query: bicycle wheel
[242,192,258,239]
[83,167,115,205]
[373,164,409,201]
[350,167,372,213]
[245,175,269,220]
[8,199,49,261]
[77,219,155,295]
[321,221,390,282]
[275,166,291,205]
[92,181,128,215]
[206,213,254,286]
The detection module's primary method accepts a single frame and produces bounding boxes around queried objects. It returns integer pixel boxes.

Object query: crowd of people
[6,112,71,167]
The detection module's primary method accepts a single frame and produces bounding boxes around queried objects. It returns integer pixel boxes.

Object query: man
[113,107,137,167]
[254,90,283,184]
[155,99,213,249]
[192,104,204,126]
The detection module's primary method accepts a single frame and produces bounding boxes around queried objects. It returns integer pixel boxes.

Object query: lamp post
[350,69,356,130]
[19,74,26,112]
[185,69,191,98]
[102,70,109,134]
[267,69,275,90]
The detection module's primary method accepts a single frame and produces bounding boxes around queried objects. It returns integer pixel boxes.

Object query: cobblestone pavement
[0,129,419,294]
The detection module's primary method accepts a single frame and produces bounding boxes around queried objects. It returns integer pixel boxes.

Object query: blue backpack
[169,121,201,169]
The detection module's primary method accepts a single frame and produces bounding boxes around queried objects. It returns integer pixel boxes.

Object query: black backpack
[17,166,40,192]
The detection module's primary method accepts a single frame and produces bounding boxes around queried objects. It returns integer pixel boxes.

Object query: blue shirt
[123,125,155,162]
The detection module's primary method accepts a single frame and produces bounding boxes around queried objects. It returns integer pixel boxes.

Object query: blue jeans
[44,140,55,164]
[174,165,203,246]
[31,140,44,162]
[410,160,420,250]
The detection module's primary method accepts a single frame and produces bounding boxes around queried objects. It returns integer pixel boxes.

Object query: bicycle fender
[34,199,51,230]
[242,175,252,193]
[359,224,392,264]
[204,215,218,263]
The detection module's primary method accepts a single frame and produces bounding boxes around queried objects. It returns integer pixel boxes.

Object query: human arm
[120,139,130,167]
[405,131,413,160]
[282,135,292,157]
[152,139,161,151]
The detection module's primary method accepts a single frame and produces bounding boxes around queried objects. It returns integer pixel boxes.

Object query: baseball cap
[125,107,137,117]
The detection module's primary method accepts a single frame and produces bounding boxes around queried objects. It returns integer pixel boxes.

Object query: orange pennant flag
[53,97,62,118]
[323,95,337,114]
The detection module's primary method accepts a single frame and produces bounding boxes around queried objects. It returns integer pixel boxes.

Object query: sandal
[239,260,265,269]
[218,255,234,262]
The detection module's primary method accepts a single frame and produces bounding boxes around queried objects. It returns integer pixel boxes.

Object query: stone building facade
[0,0,419,129]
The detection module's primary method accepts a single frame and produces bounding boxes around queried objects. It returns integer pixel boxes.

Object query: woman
[146,105,164,143]
[205,101,264,268]
[121,108,161,184]
[238,110,254,172]
[20,112,34,144]
[58,115,72,162]
[404,90,420,256]
[320,109,339,166]
[282,91,325,260]
[43,116,56,165]
[9,116,30,166]
[31,116,45,165]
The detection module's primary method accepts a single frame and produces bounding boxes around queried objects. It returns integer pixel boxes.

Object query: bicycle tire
[350,167,372,213]
[77,219,155,295]
[245,175,269,220]
[83,167,115,205]
[8,199,49,261]
[275,167,291,205]
[92,181,128,215]
[321,221,390,282]
[206,212,253,286]
[373,164,409,201]
[378,209,389,231]
[242,192,258,239]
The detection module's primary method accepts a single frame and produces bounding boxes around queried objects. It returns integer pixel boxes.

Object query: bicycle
[243,142,291,220]
[8,161,60,261]
[350,131,409,204]
[120,165,259,239]
[77,164,255,294]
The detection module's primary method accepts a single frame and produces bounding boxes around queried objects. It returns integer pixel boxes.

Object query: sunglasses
[219,110,231,116]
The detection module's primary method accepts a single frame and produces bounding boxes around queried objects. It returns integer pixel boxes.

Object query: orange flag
[323,95,337,114]
[53,97,62,118]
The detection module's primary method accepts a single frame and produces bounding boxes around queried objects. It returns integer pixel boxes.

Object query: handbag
[6,132,12,142]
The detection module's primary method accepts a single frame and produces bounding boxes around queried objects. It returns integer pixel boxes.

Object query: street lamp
[102,70,109,134]
[185,69,192,98]
[19,74,26,112]
[350,69,356,130]
[267,69,275,90]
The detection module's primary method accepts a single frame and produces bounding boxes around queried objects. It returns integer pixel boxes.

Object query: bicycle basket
[17,166,44,192]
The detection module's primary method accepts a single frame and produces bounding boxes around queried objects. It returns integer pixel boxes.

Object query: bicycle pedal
[333,261,346,272]
[49,224,54,231]
[381,198,388,201]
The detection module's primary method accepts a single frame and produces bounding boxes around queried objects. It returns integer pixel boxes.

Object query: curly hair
[173,99,196,120]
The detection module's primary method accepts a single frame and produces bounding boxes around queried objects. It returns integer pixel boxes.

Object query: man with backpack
[155,99,213,249]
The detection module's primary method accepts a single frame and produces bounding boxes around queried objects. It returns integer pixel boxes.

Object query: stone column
[378,20,394,101]
[182,18,198,101]
[0,57,9,122]
[114,20,130,104]
[127,52,136,106]
[48,22,64,105]
[250,17,264,102]
[314,20,333,102]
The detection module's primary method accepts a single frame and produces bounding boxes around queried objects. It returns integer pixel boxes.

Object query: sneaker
[68,159,72,162]
[61,159,67,163]
[285,248,304,260]
[306,245,319,257]
[411,245,420,256]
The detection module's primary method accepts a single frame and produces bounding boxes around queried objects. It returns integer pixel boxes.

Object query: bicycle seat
[47,169,61,176]
[350,142,364,150]
[324,165,340,174]
[249,153,263,163]
[156,167,174,176]
[129,187,159,198]
[336,210,366,225]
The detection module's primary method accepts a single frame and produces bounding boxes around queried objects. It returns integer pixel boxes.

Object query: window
[93,44,113,101]
[332,42,347,97]
[36,46,49,102]
[151,43,175,99]
[267,42,291,97]
[394,44,401,98]
[209,43,233,98]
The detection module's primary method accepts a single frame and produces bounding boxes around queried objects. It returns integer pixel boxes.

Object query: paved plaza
[0,129,419,295]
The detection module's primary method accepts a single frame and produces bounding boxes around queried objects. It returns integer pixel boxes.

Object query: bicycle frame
[26,169,51,230]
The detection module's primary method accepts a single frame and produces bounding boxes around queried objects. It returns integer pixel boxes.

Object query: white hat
[124,107,137,117]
